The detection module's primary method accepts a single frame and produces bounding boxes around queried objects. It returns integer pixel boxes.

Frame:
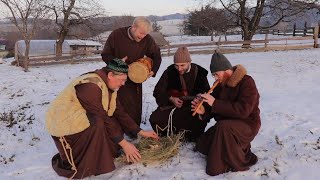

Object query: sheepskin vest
[45,73,117,137]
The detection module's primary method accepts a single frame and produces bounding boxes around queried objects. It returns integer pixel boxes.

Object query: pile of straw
[117,132,184,165]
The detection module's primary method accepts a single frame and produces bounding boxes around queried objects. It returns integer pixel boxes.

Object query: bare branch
[0,0,51,70]
[44,0,106,56]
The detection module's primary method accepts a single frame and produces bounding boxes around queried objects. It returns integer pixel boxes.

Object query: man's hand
[148,71,154,78]
[119,139,141,163]
[138,130,159,140]
[191,95,205,115]
[122,56,128,62]
[169,96,183,108]
[200,93,215,106]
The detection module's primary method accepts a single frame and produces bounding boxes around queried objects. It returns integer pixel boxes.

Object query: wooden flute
[192,80,220,116]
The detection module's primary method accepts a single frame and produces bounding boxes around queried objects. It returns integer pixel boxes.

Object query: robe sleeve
[145,37,162,76]
[211,77,259,119]
[113,98,142,137]
[153,70,172,107]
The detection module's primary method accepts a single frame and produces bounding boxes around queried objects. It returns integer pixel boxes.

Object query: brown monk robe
[193,53,261,176]
[101,17,162,126]
[149,47,210,141]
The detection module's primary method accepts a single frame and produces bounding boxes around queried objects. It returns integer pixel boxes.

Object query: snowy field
[158,19,184,36]
[163,34,316,57]
[165,34,315,45]
[0,39,320,179]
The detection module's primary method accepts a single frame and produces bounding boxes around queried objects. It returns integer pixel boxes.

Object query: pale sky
[0,0,204,18]
[101,0,201,16]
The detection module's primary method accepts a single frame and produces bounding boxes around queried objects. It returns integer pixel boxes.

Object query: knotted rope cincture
[156,107,176,137]
[167,107,176,137]
[59,137,77,179]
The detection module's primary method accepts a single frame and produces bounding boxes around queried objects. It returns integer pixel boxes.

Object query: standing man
[46,59,159,179]
[101,16,162,127]
[149,47,210,141]
[192,52,261,176]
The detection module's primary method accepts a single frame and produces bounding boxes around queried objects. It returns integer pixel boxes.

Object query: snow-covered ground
[0,38,320,179]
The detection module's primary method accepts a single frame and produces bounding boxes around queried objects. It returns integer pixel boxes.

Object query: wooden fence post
[314,25,319,48]
[285,38,288,50]
[264,33,268,50]
[217,36,221,51]
[303,21,307,36]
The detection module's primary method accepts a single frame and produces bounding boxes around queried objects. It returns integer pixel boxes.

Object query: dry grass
[117,132,184,165]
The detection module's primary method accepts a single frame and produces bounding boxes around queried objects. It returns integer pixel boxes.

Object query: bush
[5,50,15,58]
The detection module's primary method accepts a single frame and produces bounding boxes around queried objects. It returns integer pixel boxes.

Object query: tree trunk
[24,40,30,71]
[242,29,254,48]
[56,39,63,56]
[56,25,69,56]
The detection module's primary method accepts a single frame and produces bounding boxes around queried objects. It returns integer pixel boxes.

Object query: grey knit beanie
[174,46,191,63]
[210,52,232,73]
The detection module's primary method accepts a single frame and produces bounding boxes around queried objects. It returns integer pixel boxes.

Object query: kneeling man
[46,59,158,179]
[149,47,210,141]
[192,52,261,176]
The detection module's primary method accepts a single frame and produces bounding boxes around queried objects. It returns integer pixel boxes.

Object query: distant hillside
[260,9,320,29]
[147,13,188,21]
[158,19,184,36]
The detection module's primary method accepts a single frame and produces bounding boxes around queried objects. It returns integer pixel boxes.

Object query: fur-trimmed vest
[46,73,117,137]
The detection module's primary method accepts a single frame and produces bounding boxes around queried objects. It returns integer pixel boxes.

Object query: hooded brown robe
[196,65,261,176]
[101,26,162,126]
[149,63,210,141]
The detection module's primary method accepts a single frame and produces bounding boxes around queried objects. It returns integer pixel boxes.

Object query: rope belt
[59,137,78,179]
[156,107,176,137]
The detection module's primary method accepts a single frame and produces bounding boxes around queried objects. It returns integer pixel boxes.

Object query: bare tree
[0,0,49,71]
[183,4,230,40]
[152,21,162,32]
[46,0,105,56]
[304,0,320,12]
[204,0,318,47]
[185,9,204,36]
